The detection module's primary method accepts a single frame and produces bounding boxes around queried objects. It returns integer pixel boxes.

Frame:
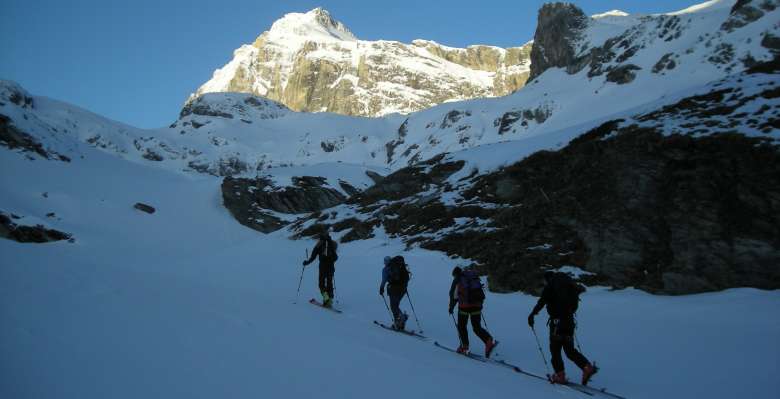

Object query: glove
[379,287,384,296]
[302,260,308,266]
[528,313,535,328]
[448,303,455,315]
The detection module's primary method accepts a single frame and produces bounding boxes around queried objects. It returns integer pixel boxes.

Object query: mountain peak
[267,7,356,42]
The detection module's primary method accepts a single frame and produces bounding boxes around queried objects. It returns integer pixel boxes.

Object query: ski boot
[484,339,499,358]
[581,363,599,385]
[549,371,568,384]
[456,345,470,355]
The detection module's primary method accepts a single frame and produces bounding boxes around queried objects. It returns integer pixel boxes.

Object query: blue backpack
[458,270,485,305]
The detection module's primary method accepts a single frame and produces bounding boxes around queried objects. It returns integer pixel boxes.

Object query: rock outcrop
[528,3,588,81]
[0,212,72,243]
[222,176,348,233]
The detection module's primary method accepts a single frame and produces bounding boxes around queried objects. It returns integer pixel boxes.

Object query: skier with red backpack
[528,271,598,385]
[448,266,498,357]
[379,255,410,330]
[303,232,338,308]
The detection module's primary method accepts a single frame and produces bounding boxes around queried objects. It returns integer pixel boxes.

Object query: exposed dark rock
[498,111,523,134]
[0,212,72,243]
[606,64,641,84]
[0,114,51,159]
[222,176,347,233]
[133,203,156,214]
[217,156,249,176]
[349,154,464,205]
[761,32,780,53]
[440,110,470,129]
[142,149,164,161]
[9,90,33,109]
[529,3,588,80]
[653,53,678,73]
[365,170,385,184]
[179,100,234,119]
[338,180,360,196]
[722,0,766,31]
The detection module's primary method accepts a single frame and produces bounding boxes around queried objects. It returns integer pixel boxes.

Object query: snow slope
[1,137,779,399]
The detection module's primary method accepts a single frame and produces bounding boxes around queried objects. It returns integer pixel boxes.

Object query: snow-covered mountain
[1,0,778,284]
[189,7,533,117]
[2,2,780,398]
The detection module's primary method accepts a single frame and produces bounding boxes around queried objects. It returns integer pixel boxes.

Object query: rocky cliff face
[528,3,588,81]
[190,8,532,117]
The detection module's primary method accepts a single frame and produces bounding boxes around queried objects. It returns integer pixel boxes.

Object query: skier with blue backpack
[379,255,410,330]
[448,266,498,357]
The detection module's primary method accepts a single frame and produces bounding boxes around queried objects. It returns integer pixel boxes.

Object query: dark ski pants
[318,266,334,300]
[388,289,404,325]
[549,316,589,373]
[457,310,492,348]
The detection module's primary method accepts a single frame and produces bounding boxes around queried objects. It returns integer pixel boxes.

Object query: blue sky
[1,0,701,128]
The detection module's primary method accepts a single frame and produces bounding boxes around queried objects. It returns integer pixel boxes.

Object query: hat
[452,266,462,277]
[383,256,391,266]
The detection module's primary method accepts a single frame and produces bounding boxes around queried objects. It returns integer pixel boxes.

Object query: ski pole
[294,249,308,304]
[405,291,423,333]
[481,309,490,331]
[451,312,465,349]
[381,293,394,323]
[333,272,338,305]
[531,326,552,376]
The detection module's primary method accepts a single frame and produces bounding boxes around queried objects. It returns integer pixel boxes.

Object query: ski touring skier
[448,266,498,357]
[379,255,410,330]
[528,271,598,385]
[303,232,339,308]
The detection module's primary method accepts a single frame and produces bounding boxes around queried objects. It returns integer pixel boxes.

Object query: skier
[379,255,409,330]
[448,266,498,357]
[303,232,338,308]
[528,271,598,385]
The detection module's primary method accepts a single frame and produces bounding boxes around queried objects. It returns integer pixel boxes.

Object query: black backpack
[321,239,338,262]
[388,256,410,286]
[549,272,585,314]
[458,269,486,305]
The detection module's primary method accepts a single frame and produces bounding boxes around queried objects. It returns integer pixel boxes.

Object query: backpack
[321,239,338,262]
[388,256,410,287]
[549,272,586,315]
[458,269,485,305]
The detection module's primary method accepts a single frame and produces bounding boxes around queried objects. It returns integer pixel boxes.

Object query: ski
[373,320,427,339]
[498,358,624,399]
[433,341,488,362]
[309,298,342,313]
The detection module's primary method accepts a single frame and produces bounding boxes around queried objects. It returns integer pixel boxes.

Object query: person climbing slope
[303,232,338,308]
[528,271,598,385]
[379,255,409,330]
[448,266,498,357]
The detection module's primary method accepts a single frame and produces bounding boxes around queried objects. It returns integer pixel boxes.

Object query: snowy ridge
[2,0,777,176]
